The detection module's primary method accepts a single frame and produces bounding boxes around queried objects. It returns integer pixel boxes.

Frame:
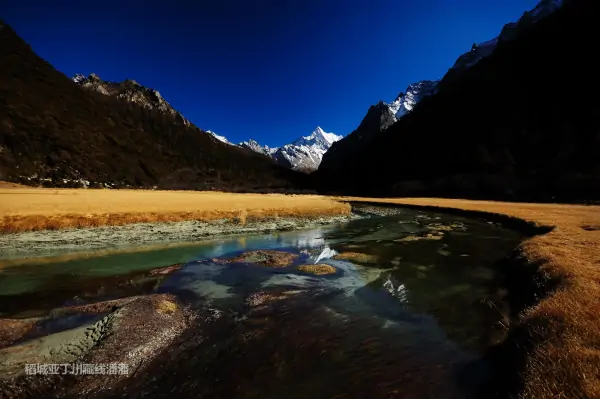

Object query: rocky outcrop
[73,73,191,126]
[239,139,278,157]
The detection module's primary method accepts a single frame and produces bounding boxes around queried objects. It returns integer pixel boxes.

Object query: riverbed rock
[395,234,444,242]
[52,296,141,316]
[0,294,191,397]
[296,264,337,275]
[426,223,454,232]
[245,290,305,307]
[225,250,299,267]
[0,319,35,349]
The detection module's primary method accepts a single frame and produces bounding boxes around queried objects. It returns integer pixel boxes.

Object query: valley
[1,0,598,398]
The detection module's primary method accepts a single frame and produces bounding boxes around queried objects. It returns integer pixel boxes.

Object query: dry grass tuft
[0,189,350,233]
[340,196,600,399]
[155,299,178,315]
[0,181,26,189]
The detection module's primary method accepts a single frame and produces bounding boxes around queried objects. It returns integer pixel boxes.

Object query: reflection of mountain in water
[311,247,338,264]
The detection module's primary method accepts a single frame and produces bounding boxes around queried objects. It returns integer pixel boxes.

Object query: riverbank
[0,188,350,233]
[0,214,358,265]
[339,197,600,399]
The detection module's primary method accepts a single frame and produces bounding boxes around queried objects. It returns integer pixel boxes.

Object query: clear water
[0,208,522,397]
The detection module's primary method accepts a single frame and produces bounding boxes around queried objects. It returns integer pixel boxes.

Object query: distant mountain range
[205,126,343,173]
[72,74,341,173]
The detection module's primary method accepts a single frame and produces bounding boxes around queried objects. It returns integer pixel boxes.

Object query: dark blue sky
[4,0,538,147]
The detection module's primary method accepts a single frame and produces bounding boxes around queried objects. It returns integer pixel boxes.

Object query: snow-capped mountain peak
[293,127,343,148]
[271,127,343,172]
[237,127,342,172]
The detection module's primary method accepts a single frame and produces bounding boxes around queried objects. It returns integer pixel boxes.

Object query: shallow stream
[0,206,523,397]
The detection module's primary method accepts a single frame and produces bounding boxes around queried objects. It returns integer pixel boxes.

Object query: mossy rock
[334,252,378,264]
[226,250,299,267]
[297,264,337,275]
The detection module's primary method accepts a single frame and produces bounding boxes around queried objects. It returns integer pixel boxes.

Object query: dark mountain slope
[0,22,307,191]
[316,0,600,201]
[319,102,395,171]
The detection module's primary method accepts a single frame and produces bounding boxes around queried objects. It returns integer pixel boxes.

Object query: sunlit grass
[0,188,350,233]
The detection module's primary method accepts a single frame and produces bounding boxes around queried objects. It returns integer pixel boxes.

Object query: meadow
[0,187,350,233]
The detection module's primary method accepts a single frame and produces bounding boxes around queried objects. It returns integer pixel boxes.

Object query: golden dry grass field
[0,187,350,233]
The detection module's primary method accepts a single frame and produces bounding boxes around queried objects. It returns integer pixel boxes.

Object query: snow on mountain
[239,139,278,157]
[450,0,564,73]
[206,130,233,145]
[387,80,439,120]
[271,127,343,172]
[72,73,191,126]
[240,127,341,172]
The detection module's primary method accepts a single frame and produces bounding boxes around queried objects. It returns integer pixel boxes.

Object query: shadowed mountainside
[0,22,310,192]
[316,0,600,202]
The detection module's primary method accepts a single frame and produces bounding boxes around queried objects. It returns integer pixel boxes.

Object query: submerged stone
[395,234,444,242]
[334,252,378,264]
[245,290,305,307]
[426,223,454,231]
[297,264,337,276]
[225,250,299,267]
